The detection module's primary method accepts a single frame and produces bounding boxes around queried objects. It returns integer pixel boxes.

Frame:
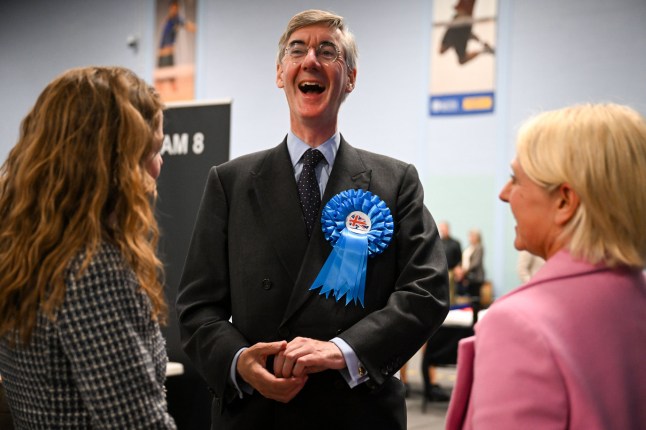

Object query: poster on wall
[154,0,197,102]
[429,0,498,116]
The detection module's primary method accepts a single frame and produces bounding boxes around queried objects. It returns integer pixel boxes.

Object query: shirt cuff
[330,337,369,388]
[230,347,254,398]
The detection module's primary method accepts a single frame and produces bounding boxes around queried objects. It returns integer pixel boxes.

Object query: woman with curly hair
[0,66,176,428]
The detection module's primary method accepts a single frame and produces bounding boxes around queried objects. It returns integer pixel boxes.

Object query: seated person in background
[447,103,646,429]
[0,67,176,428]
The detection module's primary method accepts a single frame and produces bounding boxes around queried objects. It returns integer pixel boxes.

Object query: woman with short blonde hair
[516,103,646,267]
[447,103,646,429]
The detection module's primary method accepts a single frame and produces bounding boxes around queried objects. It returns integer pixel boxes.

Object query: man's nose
[301,47,320,68]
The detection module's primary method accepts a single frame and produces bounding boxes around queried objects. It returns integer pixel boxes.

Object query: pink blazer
[446,250,646,429]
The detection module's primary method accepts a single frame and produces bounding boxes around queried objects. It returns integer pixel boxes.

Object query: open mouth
[298,82,325,94]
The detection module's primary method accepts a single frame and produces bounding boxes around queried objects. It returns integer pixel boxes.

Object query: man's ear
[554,183,580,226]
[345,68,357,93]
[276,63,284,89]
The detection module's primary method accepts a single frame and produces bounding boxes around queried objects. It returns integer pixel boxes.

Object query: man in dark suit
[439,221,462,271]
[176,9,449,430]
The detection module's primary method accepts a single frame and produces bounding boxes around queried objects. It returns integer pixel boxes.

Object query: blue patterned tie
[297,148,324,237]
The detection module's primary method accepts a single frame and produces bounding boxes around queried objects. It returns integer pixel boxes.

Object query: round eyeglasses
[284,41,341,65]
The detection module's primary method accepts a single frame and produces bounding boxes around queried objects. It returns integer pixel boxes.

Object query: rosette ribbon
[309,189,394,307]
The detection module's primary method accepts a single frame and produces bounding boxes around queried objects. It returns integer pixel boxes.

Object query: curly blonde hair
[0,66,166,343]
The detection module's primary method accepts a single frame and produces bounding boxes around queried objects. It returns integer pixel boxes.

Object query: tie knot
[302,148,324,168]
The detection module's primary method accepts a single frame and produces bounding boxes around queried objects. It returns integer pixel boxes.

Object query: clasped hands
[236,337,346,403]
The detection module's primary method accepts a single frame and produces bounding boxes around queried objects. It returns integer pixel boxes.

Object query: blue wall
[2,0,645,297]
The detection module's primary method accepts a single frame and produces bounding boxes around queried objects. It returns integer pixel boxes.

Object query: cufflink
[358,365,367,377]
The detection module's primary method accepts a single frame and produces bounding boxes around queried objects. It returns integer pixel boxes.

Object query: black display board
[156,100,231,428]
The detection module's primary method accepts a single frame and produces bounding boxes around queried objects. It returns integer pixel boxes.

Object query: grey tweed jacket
[0,242,176,429]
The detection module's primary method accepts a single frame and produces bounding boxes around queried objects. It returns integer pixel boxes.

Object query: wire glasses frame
[284,41,341,65]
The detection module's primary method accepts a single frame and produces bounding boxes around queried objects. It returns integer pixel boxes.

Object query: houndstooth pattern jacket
[0,242,176,429]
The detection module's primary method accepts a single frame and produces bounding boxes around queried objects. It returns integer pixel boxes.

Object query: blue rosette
[309,189,394,307]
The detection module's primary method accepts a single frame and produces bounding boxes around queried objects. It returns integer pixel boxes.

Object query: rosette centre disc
[345,211,371,234]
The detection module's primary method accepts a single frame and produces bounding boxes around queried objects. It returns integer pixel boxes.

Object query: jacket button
[261,279,272,290]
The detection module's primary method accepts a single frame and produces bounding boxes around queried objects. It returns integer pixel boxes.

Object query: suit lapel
[252,141,309,283]
[282,138,372,323]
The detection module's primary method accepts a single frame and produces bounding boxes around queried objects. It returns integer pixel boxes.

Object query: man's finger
[273,352,285,377]
[281,357,295,378]
[253,340,287,355]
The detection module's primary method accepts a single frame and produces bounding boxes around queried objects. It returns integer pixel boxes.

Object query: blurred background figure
[0,66,175,428]
[439,221,463,304]
[517,250,545,283]
[447,103,646,429]
[408,220,463,402]
[455,228,485,323]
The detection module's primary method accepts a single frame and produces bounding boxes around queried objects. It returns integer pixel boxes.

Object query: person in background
[176,9,449,430]
[454,229,484,323]
[439,221,463,303]
[439,221,463,270]
[0,66,176,428]
[413,220,463,402]
[517,250,545,283]
[446,103,646,429]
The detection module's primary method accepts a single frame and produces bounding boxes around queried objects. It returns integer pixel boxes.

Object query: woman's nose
[499,181,511,202]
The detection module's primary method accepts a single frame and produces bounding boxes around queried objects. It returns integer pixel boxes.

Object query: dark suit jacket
[176,138,449,429]
[443,236,463,270]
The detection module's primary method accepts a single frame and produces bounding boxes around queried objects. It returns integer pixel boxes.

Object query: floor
[406,384,450,429]
[404,355,456,429]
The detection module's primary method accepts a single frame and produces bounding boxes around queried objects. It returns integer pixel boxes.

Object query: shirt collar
[287,131,339,168]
